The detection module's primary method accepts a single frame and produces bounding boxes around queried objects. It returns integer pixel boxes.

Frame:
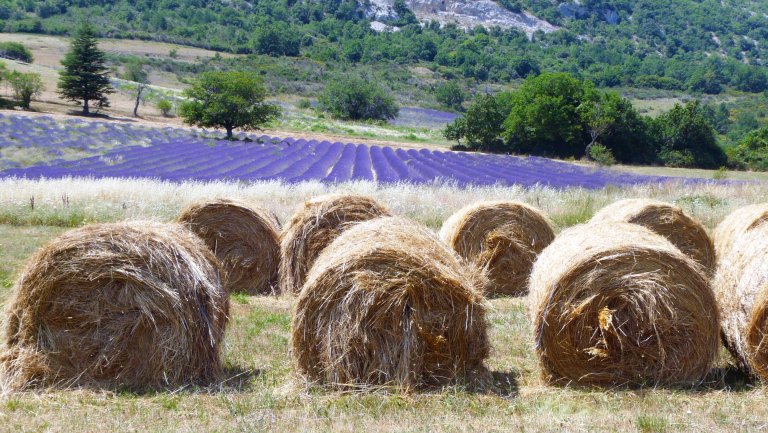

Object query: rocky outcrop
[362,0,558,36]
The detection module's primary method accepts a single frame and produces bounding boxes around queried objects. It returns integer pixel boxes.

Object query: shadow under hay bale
[291,217,490,390]
[439,200,555,297]
[715,224,768,382]
[590,198,715,275]
[528,222,720,388]
[1,222,229,391]
[713,203,768,263]
[279,194,390,295]
[179,198,281,295]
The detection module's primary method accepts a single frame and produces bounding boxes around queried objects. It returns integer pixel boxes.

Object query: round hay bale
[590,198,715,274]
[713,203,768,262]
[279,194,391,295]
[291,216,489,389]
[178,198,281,295]
[1,222,229,391]
[439,200,555,297]
[529,222,719,387]
[714,224,768,380]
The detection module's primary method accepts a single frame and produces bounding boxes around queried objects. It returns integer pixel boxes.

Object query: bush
[296,98,312,109]
[728,127,768,171]
[0,42,33,63]
[435,81,465,111]
[588,143,616,166]
[157,99,174,117]
[8,71,44,109]
[319,75,399,121]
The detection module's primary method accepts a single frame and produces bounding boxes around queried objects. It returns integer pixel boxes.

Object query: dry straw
[279,194,390,295]
[439,200,555,297]
[528,222,720,387]
[1,222,229,391]
[178,198,281,294]
[714,224,768,381]
[590,198,716,274]
[713,203,768,262]
[291,216,490,390]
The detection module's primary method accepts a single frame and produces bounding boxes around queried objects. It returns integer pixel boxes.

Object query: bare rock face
[362,0,558,36]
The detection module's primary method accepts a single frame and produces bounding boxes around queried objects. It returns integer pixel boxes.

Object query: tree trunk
[226,126,234,140]
[585,139,596,161]
[133,86,144,117]
[83,98,90,115]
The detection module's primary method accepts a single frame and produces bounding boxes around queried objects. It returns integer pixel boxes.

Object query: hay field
[1,177,767,432]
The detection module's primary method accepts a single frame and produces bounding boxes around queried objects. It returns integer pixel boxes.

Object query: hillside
[1,0,767,93]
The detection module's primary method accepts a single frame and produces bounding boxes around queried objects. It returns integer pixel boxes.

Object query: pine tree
[57,22,114,115]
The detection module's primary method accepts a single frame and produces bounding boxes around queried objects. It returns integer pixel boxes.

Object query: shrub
[0,42,33,63]
[588,143,616,166]
[319,75,399,121]
[435,81,465,111]
[157,99,174,117]
[8,71,44,110]
[728,127,768,171]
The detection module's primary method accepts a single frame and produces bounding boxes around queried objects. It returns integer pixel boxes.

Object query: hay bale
[591,198,715,274]
[291,216,489,389]
[439,200,555,297]
[178,198,281,295]
[529,222,719,387]
[714,225,768,380]
[1,222,229,391]
[279,194,391,295]
[713,203,768,262]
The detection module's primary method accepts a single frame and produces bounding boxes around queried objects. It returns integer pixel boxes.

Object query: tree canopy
[57,22,114,115]
[179,71,281,139]
[319,75,398,121]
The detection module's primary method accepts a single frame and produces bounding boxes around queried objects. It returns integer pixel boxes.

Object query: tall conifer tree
[57,22,113,115]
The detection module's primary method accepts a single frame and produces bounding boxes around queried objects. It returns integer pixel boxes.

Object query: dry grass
[713,203,768,261]
[529,222,720,387]
[292,217,489,389]
[714,224,768,381]
[278,194,390,295]
[1,222,229,391]
[591,198,716,275]
[0,180,767,430]
[439,200,554,297]
[178,199,281,295]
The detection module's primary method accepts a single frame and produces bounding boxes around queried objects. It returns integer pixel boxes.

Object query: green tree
[651,101,727,168]
[319,75,399,121]
[57,22,114,115]
[179,71,280,140]
[443,93,508,150]
[123,60,149,117]
[502,72,587,157]
[8,71,44,109]
[435,81,466,111]
[728,127,768,171]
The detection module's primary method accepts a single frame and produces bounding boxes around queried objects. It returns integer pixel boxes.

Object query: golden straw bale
[179,198,281,294]
[279,194,390,294]
[439,201,554,297]
[1,222,229,391]
[529,222,720,387]
[590,198,715,274]
[713,203,768,262]
[291,217,489,389]
[714,224,768,381]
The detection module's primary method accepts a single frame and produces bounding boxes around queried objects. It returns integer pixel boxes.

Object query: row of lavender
[1,113,693,188]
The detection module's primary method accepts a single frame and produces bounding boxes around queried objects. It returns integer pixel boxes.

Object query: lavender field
[0,113,719,188]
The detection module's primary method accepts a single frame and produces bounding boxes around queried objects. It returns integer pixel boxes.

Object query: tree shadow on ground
[214,367,263,392]
[464,367,520,397]
[697,365,755,392]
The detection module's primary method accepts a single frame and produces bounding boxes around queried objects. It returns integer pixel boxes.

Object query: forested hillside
[1,0,767,94]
